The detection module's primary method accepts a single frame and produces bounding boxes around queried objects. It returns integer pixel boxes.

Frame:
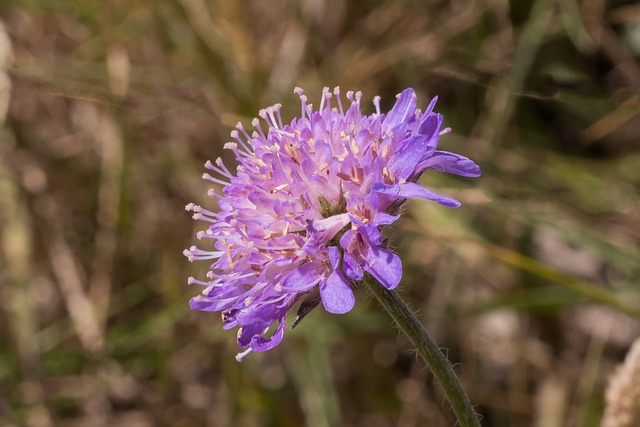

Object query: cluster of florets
[184,87,480,361]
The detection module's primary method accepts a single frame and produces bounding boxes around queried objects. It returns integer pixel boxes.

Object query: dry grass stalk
[0,20,12,124]
[601,338,640,427]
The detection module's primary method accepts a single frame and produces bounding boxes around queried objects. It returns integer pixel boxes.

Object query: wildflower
[184,87,480,361]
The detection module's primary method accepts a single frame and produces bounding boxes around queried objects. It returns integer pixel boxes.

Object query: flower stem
[365,275,480,427]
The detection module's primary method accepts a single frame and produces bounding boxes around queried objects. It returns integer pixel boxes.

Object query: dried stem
[601,338,640,427]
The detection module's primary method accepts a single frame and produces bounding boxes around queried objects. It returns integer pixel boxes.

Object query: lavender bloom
[184,87,480,361]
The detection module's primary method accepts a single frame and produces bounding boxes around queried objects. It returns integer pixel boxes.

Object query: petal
[384,88,417,129]
[387,135,430,180]
[189,293,239,312]
[359,223,383,246]
[397,182,461,207]
[236,305,281,347]
[363,246,402,289]
[418,113,443,152]
[418,113,442,140]
[418,151,481,177]
[189,295,223,312]
[280,263,322,291]
[371,182,400,195]
[372,212,400,226]
[320,272,355,314]
[309,212,351,232]
[372,182,461,208]
[343,251,364,280]
[328,246,341,270]
[339,229,358,250]
[250,317,286,352]
[423,96,438,116]
[308,174,340,202]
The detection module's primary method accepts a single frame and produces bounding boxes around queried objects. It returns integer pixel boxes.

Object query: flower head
[184,87,480,361]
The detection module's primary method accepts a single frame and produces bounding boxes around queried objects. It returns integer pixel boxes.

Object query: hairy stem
[365,275,480,427]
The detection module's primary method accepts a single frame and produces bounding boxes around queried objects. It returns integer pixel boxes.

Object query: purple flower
[184,87,480,361]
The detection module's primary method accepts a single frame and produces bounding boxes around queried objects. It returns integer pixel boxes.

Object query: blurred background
[1,0,639,426]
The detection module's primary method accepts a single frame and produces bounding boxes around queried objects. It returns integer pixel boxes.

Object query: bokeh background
[1,0,639,426]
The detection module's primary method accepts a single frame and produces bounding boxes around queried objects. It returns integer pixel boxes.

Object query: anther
[373,96,381,116]
[319,86,331,111]
[333,87,344,114]
[346,90,354,102]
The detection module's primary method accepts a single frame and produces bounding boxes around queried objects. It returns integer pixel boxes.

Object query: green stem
[365,275,480,427]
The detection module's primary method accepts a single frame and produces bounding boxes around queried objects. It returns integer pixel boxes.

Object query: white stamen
[333,87,344,114]
[235,348,252,362]
[373,95,381,116]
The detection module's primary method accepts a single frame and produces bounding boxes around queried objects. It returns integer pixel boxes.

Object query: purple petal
[189,292,240,312]
[189,296,222,312]
[320,272,355,314]
[372,182,460,208]
[328,246,341,269]
[236,305,282,347]
[384,89,417,129]
[339,229,357,250]
[249,317,286,352]
[281,263,322,291]
[387,135,430,180]
[373,212,400,226]
[363,246,402,289]
[418,151,481,177]
[418,114,443,154]
[397,182,461,207]
[361,224,382,246]
[371,182,400,195]
[343,251,364,280]
[424,96,438,115]
[308,174,340,202]
[418,113,442,139]
[309,213,350,232]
